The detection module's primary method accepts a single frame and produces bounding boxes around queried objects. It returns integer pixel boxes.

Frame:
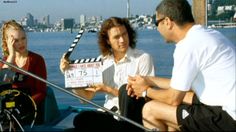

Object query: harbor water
[2,28,236,108]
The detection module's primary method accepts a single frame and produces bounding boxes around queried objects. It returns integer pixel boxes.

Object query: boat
[2,1,228,130]
[0,58,150,132]
[87,28,98,33]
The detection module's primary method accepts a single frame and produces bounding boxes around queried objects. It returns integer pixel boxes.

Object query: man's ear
[166,17,174,30]
[106,40,110,45]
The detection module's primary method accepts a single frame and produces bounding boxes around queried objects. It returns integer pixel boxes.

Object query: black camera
[0,68,25,84]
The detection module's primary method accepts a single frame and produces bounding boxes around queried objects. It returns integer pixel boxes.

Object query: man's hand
[60,53,70,74]
[72,88,96,103]
[127,75,150,99]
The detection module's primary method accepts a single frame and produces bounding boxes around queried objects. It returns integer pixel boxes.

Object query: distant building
[43,15,50,27]
[90,16,97,24]
[61,18,74,30]
[234,12,236,21]
[20,17,27,27]
[207,2,213,16]
[217,6,225,15]
[80,15,86,27]
[26,13,34,27]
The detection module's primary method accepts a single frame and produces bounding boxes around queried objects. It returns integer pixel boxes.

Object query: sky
[0,0,192,23]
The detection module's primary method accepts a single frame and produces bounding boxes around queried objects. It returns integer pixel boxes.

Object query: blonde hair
[1,20,25,56]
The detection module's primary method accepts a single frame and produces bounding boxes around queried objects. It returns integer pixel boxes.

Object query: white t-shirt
[170,25,236,120]
[102,48,155,110]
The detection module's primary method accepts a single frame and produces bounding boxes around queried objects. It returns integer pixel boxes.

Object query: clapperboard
[64,28,103,88]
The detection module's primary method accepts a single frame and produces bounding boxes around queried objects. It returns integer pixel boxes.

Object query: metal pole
[192,0,206,26]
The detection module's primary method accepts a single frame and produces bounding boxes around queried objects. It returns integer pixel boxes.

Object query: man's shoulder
[130,48,151,58]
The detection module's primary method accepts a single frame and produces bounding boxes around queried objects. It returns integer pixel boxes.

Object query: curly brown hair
[1,20,25,57]
[98,17,137,56]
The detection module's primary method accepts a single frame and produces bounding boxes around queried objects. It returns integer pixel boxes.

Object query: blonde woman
[0,20,47,124]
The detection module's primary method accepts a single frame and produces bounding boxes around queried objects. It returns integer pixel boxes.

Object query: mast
[127,0,130,18]
[192,0,207,26]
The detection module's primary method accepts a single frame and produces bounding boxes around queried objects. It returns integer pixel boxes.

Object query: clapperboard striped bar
[64,28,85,59]
[70,56,102,64]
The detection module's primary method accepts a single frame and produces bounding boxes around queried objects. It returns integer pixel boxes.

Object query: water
[2,28,236,107]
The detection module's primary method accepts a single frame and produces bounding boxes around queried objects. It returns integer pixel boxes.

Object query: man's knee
[118,84,127,97]
[142,101,154,118]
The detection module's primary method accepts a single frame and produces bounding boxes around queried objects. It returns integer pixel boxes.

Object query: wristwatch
[142,89,147,98]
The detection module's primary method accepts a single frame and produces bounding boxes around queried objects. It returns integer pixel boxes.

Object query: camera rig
[0,69,37,131]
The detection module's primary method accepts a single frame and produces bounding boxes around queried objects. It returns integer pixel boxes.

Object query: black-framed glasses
[155,17,165,27]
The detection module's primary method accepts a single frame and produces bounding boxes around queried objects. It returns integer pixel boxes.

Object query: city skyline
[0,0,192,23]
[0,0,157,23]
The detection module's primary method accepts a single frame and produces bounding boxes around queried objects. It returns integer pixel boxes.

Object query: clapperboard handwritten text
[65,57,103,88]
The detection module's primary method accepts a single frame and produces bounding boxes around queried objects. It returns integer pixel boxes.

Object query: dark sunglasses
[155,17,165,27]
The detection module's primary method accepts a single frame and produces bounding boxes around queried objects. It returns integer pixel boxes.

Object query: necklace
[15,57,28,68]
